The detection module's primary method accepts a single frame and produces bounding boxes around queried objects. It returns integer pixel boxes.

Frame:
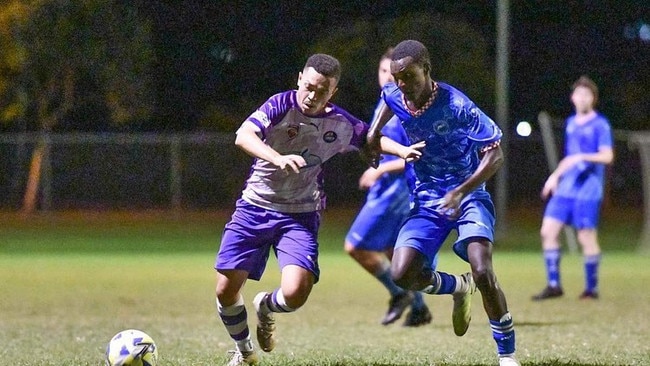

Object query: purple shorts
[215,199,321,282]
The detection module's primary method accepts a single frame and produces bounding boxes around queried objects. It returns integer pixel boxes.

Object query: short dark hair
[392,40,431,70]
[304,54,341,82]
[572,75,599,106]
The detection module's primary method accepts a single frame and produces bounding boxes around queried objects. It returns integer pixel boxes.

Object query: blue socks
[543,249,561,288]
[584,254,601,292]
[411,291,426,310]
[490,312,516,356]
[422,271,457,294]
[544,249,600,292]
[376,268,404,297]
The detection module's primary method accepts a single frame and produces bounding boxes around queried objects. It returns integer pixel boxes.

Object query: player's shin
[216,295,254,353]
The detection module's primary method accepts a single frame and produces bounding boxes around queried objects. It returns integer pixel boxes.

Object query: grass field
[0,207,648,365]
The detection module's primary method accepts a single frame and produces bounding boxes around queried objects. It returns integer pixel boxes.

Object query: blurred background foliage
[0,0,154,132]
[0,1,647,133]
[312,13,494,120]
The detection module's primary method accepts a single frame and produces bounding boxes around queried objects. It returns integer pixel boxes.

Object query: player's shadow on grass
[512,320,575,327]
[309,363,609,366]
[525,363,609,366]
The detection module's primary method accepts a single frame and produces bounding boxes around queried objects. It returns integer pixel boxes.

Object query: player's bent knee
[391,268,421,290]
[391,268,408,287]
[280,280,313,309]
[393,276,410,289]
[215,291,239,307]
[282,290,310,309]
[215,282,239,302]
[343,241,356,254]
[472,267,497,292]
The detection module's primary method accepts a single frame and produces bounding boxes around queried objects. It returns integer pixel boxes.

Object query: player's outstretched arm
[358,158,406,189]
[379,138,425,163]
[235,121,306,173]
[367,100,393,142]
[364,100,394,167]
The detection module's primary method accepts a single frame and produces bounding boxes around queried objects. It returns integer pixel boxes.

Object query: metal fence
[0,130,643,212]
[0,132,368,211]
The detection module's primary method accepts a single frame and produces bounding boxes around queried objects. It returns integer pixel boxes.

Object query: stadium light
[516,121,531,137]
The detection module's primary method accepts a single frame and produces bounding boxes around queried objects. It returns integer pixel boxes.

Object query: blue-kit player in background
[532,75,614,301]
[344,48,433,327]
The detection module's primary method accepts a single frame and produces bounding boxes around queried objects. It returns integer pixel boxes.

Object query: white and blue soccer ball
[105,329,158,366]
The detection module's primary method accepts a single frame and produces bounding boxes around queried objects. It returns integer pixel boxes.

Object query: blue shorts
[544,195,601,229]
[395,195,496,267]
[345,185,410,251]
[215,199,321,282]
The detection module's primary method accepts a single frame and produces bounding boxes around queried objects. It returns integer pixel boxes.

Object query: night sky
[143,1,648,132]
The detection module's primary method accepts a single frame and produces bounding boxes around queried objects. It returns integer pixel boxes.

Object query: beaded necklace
[402,81,438,118]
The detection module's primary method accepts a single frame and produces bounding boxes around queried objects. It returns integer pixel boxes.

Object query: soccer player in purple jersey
[365,40,519,366]
[213,53,421,366]
[532,76,613,301]
[344,48,432,327]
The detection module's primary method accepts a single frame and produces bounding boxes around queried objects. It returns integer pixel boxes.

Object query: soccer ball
[105,329,158,366]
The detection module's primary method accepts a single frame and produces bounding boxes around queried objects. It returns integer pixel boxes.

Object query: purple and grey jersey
[381,82,502,206]
[240,90,368,213]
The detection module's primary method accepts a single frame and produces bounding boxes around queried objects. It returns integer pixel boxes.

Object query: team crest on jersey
[323,131,337,143]
[287,125,299,139]
[433,120,450,135]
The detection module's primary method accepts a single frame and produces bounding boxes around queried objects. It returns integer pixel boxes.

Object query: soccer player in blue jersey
[344,49,432,327]
[365,40,519,366]
[532,76,613,301]
[213,53,422,366]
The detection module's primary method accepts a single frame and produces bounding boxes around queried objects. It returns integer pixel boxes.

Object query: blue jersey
[555,113,612,200]
[381,82,502,206]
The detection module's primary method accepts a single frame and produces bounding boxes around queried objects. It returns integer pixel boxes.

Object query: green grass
[0,205,643,253]
[0,208,648,365]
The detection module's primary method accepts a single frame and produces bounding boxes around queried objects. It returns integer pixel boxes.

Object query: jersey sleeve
[331,105,369,150]
[352,120,370,149]
[243,91,293,140]
[380,83,412,122]
[464,102,503,147]
[596,116,613,149]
